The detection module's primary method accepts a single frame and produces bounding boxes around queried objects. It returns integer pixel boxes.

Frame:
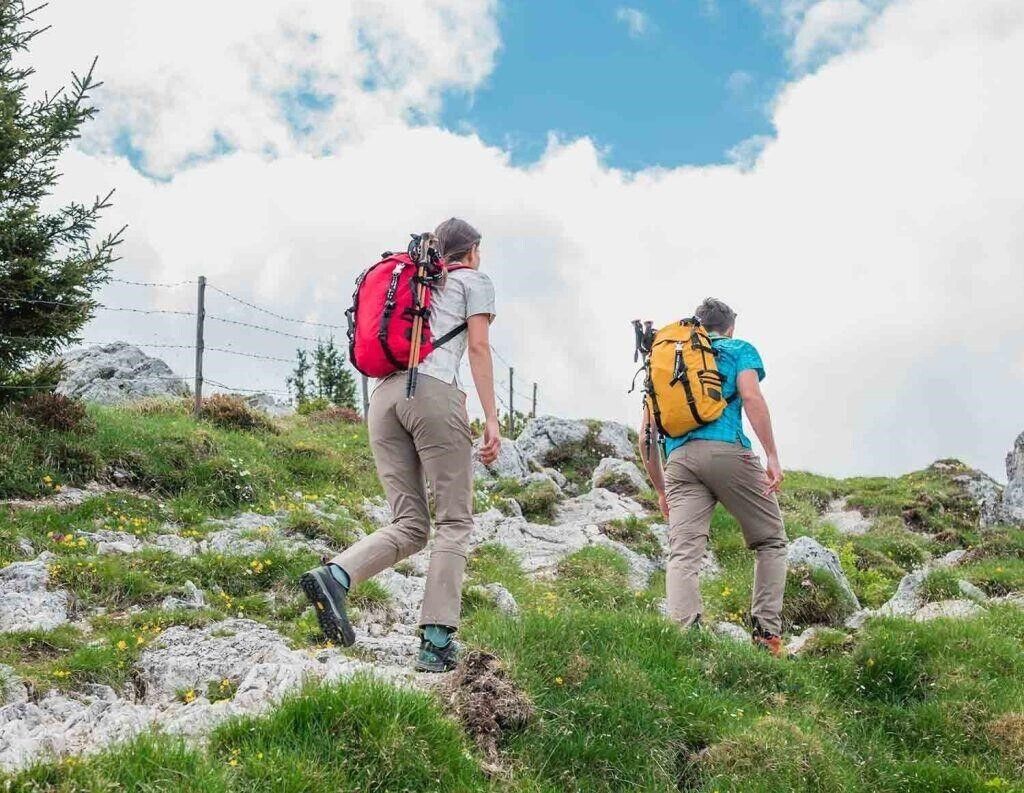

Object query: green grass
[6,678,485,792]
[491,477,561,523]
[4,407,1024,791]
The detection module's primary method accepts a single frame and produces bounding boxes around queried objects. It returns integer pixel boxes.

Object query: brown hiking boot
[751,618,787,657]
[752,632,786,657]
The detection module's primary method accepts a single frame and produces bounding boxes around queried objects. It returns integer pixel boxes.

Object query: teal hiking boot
[415,633,461,673]
[299,564,355,647]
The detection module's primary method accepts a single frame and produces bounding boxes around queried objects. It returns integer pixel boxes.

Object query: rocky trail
[1,412,1023,774]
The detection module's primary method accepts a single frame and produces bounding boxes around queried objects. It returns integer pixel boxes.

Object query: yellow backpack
[632,318,732,439]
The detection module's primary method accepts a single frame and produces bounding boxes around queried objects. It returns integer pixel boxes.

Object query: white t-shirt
[417,268,496,390]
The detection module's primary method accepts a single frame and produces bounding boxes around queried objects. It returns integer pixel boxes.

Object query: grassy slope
[1,405,1023,792]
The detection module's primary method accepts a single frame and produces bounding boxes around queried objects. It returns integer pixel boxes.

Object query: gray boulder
[820,498,872,535]
[241,392,294,418]
[591,457,648,496]
[473,437,531,482]
[56,342,189,404]
[469,583,520,616]
[952,467,1005,528]
[0,553,69,633]
[160,581,206,611]
[913,599,986,622]
[1003,431,1024,524]
[786,536,860,609]
[515,415,635,466]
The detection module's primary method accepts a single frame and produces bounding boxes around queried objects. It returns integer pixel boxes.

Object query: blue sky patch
[440,0,788,170]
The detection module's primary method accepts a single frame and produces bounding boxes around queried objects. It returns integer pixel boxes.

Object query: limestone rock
[820,498,872,535]
[515,415,635,466]
[241,392,295,418]
[591,457,648,497]
[555,488,646,527]
[470,583,520,616]
[786,627,822,656]
[136,619,310,704]
[1003,431,1024,524]
[55,342,188,404]
[160,581,206,611]
[0,665,27,706]
[713,622,749,643]
[361,497,392,529]
[786,536,859,608]
[473,437,531,482]
[957,579,988,602]
[913,599,986,622]
[0,554,69,633]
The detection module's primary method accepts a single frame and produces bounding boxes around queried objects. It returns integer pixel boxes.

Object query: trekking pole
[405,232,438,399]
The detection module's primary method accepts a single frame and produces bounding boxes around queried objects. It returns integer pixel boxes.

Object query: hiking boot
[299,565,355,647]
[415,635,462,673]
[751,622,786,658]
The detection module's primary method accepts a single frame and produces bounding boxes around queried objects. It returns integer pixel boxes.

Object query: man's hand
[764,454,784,495]
[658,490,669,520]
[478,417,502,465]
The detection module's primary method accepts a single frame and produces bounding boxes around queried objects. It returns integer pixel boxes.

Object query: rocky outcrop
[56,342,189,404]
[0,554,69,634]
[913,599,986,622]
[515,416,635,466]
[473,437,531,482]
[591,457,648,496]
[820,499,872,535]
[786,536,859,608]
[1003,431,1024,524]
[240,392,295,418]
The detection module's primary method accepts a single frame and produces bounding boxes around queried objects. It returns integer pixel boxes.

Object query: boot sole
[300,570,356,647]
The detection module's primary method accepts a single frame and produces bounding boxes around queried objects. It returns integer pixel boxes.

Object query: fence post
[361,374,369,422]
[193,275,206,418]
[532,382,537,418]
[507,367,514,437]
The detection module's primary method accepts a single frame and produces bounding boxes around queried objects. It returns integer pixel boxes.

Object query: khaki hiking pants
[330,374,474,629]
[664,440,788,635]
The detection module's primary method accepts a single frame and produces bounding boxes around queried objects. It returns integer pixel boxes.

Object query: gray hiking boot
[299,565,355,647]
[414,635,462,673]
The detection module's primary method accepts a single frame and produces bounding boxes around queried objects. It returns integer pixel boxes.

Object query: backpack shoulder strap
[434,321,468,348]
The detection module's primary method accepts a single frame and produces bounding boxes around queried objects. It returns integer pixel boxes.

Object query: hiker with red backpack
[634,298,789,656]
[301,218,501,672]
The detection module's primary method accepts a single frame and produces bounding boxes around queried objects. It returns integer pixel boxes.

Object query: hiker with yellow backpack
[634,298,788,656]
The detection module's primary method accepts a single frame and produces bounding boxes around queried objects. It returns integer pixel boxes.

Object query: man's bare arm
[638,404,669,518]
[737,370,783,494]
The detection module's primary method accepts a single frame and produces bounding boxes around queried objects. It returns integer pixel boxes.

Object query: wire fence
[1,275,543,432]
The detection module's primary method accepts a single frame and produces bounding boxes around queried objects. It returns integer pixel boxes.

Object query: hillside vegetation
[1,399,1023,792]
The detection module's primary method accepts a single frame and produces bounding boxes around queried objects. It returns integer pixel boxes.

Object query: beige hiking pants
[664,440,788,635]
[330,374,474,629]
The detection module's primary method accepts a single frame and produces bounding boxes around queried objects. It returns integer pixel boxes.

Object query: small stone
[713,621,749,643]
[591,458,648,497]
[913,599,986,621]
[470,583,520,616]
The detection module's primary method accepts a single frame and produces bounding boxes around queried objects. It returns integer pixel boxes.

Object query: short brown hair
[694,297,736,334]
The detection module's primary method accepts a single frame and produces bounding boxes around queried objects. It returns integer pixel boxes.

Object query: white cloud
[24,1,500,176]
[753,0,890,66]
[31,0,1024,481]
[615,7,650,38]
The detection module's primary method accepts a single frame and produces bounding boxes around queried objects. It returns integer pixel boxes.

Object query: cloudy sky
[22,0,1024,480]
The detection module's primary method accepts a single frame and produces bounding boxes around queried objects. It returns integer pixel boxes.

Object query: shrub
[782,565,857,631]
[493,477,560,523]
[306,405,362,424]
[16,392,89,432]
[920,569,962,603]
[603,516,662,559]
[296,396,331,415]
[199,395,277,433]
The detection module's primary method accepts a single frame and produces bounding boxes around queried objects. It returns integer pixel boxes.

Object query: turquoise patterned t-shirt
[662,335,765,456]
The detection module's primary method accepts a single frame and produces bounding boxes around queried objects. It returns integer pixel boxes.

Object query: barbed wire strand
[108,277,194,289]
[208,283,346,331]
[205,314,323,343]
[0,296,195,316]
[204,378,292,397]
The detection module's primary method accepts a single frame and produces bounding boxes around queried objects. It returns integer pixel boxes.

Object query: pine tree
[288,338,357,410]
[0,1,123,399]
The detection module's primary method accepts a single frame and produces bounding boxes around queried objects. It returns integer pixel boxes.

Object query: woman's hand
[478,417,502,465]
[658,490,669,520]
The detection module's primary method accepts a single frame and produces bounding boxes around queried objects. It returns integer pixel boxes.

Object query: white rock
[957,579,988,601]
[361,497,392,529]
[820,498,872,535]
[713,621,749,643]
[0,665,27,706]
[785,536,860,609]
[786,627,822,655]
[375,569,425,625]
[241,392,295,418]
[543,467,568,489]
[876,569,928,617]
[591,457,648,496]
[515,415,635,466]
[472,437,530,482]
[55,342,189,404]
[522,470,563,496]
[135,619,311,704]
[913,599,986,621]
[470,583,520,616]
[160,581,206,611]
[1002,431,1024,525]
[147,534,199,557]
[0,554,69,633]
[555,488,646,526]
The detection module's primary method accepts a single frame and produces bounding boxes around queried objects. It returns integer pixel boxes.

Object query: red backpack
[346,250,468,378]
